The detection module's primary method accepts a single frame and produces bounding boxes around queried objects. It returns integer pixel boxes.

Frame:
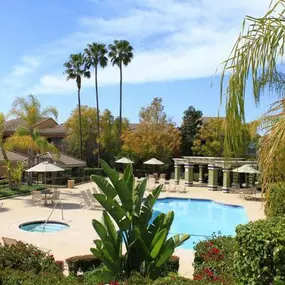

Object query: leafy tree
[108,40,133,142]
[7,95,58,185]
[90,160,189,280]
[64,53,91,160]
[192,118,225,157]
[65,106,98,166]
[100,109,129,165]
[122,98,181,163]
[180,106,203,156]
[84,43,108,166]
[220,0,285,190]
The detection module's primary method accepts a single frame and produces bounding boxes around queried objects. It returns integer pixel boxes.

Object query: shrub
[0,241,63,275]
[265,182,285,217]
[161,255,180,277]
[83,168,106,177]
[0,179,8,185]
[0,269,81,285]
[193,235,237,284]
[235,217,285,285]
[66,254,102,275]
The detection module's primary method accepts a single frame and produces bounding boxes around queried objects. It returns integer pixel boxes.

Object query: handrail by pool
[43,201,64,232]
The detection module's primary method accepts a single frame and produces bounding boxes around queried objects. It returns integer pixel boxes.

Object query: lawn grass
[0,185,46,199]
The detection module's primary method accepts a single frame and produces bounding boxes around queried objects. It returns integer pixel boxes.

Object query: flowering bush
[0,241,63,275]
[193,235,236,284]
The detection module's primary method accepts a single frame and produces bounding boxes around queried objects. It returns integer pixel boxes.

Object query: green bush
[0,179,8,185]
[265,182,285,217]
[0,241,63,275]
[161,255,180,277]
[235,217,285,285]
[66,254,102,275]
[0,269,81,285]
[83,168,106,177]
[193,235,237,284]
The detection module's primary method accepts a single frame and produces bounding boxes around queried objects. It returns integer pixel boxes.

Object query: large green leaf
[134,227,150,257]
[91,174,117,198]
[133,178,147,215]
[99,159,119,183]
[92,219,107,241]
[155,239,175,268]
[150,229,168,259]
[102,211,118,246]
[172,234,190,248]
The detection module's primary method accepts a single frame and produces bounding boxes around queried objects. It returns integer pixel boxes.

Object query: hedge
[235,217,285,285]
[83,168,106,177]
[265,182,285,217]
[66,254,102,275]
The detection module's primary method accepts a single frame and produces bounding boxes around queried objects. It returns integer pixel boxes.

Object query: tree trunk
[28,148,33,186]
[0,146,12,189]
[119,62,123,147]
[95,65,100,167]
[78,87,83,160]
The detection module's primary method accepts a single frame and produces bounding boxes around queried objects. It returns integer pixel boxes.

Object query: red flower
[194,274,203,280]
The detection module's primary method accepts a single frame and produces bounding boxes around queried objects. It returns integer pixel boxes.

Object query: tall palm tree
[84,43,108,166]
[64,53,90,160]
[108,40,133,142]
[9,94,59,185]
[0,113,12,188]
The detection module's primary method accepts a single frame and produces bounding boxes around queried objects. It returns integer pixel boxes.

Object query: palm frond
[220,0,285,157]
[4,135,40,152]
[41,106,58,119]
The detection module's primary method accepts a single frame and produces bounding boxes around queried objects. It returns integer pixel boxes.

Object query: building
[0,117,86,179]
[4,117,67,151]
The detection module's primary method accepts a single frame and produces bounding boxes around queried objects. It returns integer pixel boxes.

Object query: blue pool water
[19,221,69,233]
[153,198,248,249]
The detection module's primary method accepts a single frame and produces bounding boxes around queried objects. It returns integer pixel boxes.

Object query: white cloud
[6,0,271,95]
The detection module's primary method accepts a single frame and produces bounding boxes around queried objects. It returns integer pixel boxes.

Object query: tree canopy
[180,106,203,156]
[122,98,181,162]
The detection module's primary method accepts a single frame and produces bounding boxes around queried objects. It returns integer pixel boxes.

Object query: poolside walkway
[0,181,264,278]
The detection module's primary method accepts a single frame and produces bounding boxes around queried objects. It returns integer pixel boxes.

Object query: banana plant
[90,160,190,279]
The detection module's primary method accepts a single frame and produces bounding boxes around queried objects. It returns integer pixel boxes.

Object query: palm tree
[8,94,59,185]
[64,53,90,160]
[0,113,12,188]
[108,40,133,142]
[84,43,108,166]
[220,0,285,191]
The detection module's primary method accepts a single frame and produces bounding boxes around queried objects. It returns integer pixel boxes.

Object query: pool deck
[0,181,264,278]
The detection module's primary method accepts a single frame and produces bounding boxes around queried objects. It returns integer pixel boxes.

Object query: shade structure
[26,161,64,172]
[115,157,134,164]
[143,158,164,165]
[143,158,164,174]
[26,161,64,185]
[232,164,260,174]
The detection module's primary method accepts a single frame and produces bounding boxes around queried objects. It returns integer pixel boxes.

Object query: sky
[0,0,277,125]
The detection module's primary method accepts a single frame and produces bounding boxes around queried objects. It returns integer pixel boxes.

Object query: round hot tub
[19,221,69,233]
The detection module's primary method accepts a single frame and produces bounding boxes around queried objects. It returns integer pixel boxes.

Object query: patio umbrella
[232,164,260,174]
[115,157,134,164]
[143,158,164,173]
[26,161,64,184]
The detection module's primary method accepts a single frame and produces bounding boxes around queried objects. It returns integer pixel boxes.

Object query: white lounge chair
[179,185,187,193]
[46,189,60,204]
[31,191,45,205]
[80,191,94,209]
[169,183,177,193]
[86,189,102,209]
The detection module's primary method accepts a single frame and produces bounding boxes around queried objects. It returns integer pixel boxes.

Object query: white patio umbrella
[26,161,64,184]
[143,158,164,173]
[115,157,134,164]
[232,164,260,174]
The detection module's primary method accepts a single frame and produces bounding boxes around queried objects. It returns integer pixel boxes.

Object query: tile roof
[4,117,51,131]
[0,149,27,162]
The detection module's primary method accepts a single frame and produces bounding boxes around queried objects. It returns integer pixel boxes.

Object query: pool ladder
[43,201,64,232]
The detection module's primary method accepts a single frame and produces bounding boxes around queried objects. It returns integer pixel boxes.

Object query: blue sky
[0,0,275,125]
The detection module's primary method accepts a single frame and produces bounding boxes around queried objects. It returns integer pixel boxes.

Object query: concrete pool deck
[0,181,265,278]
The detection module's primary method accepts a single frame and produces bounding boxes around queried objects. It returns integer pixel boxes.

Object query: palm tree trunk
[78,87,83,160]
[95,65,100,167]
[119,62,123,146]
[28,148,33,186]
[1,146,12,188]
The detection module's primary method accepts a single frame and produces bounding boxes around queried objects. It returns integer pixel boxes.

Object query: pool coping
[157,197,245,209]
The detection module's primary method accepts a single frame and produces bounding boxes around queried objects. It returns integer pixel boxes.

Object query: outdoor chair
[46,189,60,204]
[0,202,3,208]
[86,189,102,209]
[179,185,187,193]
[169,183,177,193]
[31,191,45,205]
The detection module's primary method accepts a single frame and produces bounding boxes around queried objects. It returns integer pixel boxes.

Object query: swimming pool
[19,221,69,233]
[153,198,248,249]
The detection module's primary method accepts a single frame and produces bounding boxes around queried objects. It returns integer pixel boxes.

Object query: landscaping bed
[0,184,46,199]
